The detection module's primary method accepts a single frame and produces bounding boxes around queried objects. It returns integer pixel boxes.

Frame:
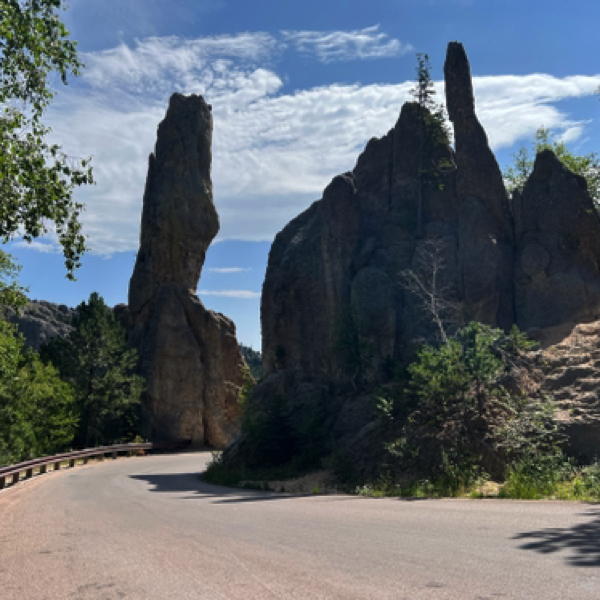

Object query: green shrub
[380,322,561,485]
[500,451,574,499]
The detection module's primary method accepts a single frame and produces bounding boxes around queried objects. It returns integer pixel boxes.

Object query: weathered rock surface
[6,300,75,350]
[528,321,600,461]
[262,42,520,384]
[128,93,244,448]
[514,150,600,330]
[242,41,600,473]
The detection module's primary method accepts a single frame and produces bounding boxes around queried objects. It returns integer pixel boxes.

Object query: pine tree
[41,293,144,447]
[409,53,452,237]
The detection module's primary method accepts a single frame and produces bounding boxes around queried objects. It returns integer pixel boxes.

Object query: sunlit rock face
[128,93,244,448]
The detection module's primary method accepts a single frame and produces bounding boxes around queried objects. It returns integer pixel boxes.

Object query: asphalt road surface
[1,452,599,599]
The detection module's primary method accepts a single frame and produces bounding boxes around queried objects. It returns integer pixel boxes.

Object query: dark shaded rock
[231,42,600,477]
[445,41,514,328]
[128,93,245,448]
[514,150,600,330]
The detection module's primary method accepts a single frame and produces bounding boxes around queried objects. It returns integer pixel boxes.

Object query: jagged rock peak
[444,41,475,123]
[444,41,512,245]
[129,93,219,318]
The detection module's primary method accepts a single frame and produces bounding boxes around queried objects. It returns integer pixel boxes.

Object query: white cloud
[208,267,251,273]
[472,75,600,149]
[198,289,260,298]
[11,240,61,253]
[282,25,412,63]
[41,34,600,256]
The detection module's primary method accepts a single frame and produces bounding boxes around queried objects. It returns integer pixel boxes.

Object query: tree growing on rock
[503,126,600,206]
[409,53,453,236]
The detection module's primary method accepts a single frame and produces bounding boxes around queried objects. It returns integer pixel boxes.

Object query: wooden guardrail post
[25,468,33,479]
[0,476,5,489]
[11,473,19,485]
[54,461,61,471]
[69,459,75,468]
[40,465,47,474]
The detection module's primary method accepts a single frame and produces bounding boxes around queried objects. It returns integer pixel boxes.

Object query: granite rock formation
[514,150,600,330]
[239,41,600,473]
[262,42,600,382]
[128,93,244,448]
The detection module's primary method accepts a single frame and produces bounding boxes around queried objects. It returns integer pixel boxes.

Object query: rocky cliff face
[252,42,600,467]
[262,43,600,382]
[128,93,245,448]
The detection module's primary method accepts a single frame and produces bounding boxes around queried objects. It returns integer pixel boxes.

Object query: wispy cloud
[208,267,251,273]
[42,33,600,256]
[282,25,412,63]
[11,240,61,253]
[198,289,260,298]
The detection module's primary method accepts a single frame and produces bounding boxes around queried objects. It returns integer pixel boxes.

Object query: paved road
[0,452,599,599]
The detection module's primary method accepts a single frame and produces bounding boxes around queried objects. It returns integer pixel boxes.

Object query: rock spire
[128,93,244,447]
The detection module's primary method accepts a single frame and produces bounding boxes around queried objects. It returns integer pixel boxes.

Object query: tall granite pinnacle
[128,93,244,448]
[130,94,219,318]
[444,41,514,328]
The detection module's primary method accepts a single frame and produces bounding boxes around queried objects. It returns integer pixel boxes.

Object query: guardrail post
[25,468,33,479]
[83,457,89,464]
[69,459,75,468]
[0,476,5,489]
[112,452,118,459]
[11,472,19,485]
[54,461,61,471]
[40,465,47,474]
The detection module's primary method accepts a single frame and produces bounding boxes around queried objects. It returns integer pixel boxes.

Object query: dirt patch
[243,470,338,494]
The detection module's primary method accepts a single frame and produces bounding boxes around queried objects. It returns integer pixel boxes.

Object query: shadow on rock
[513,508,600,567]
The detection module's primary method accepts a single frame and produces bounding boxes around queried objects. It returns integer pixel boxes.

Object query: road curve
[0,452,599,599]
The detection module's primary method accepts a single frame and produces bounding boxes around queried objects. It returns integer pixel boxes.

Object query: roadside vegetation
[0,252,143,467]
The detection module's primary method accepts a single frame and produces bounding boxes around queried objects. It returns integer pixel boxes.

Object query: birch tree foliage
[0,0,93,278]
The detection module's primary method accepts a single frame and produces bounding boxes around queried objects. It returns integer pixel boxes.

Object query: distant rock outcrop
[128,93,245,448]
[6,300,75,350]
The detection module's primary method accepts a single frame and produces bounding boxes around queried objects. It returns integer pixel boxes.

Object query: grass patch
[354,459,600,501]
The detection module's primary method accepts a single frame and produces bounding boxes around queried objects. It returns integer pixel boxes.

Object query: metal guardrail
[0,440,191,490]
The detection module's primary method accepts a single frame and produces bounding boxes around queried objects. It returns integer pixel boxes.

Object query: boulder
[128,93,245,448]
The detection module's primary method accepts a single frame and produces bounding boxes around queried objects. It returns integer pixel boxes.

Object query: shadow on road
[513,508,600,567]
[128,471,347,504]
[130,471,440,504]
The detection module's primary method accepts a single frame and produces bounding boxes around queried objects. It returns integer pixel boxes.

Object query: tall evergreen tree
[409,53,452,237]
[42,293,144,447]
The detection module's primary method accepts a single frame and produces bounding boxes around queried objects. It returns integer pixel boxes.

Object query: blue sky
[7,0,600,349]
